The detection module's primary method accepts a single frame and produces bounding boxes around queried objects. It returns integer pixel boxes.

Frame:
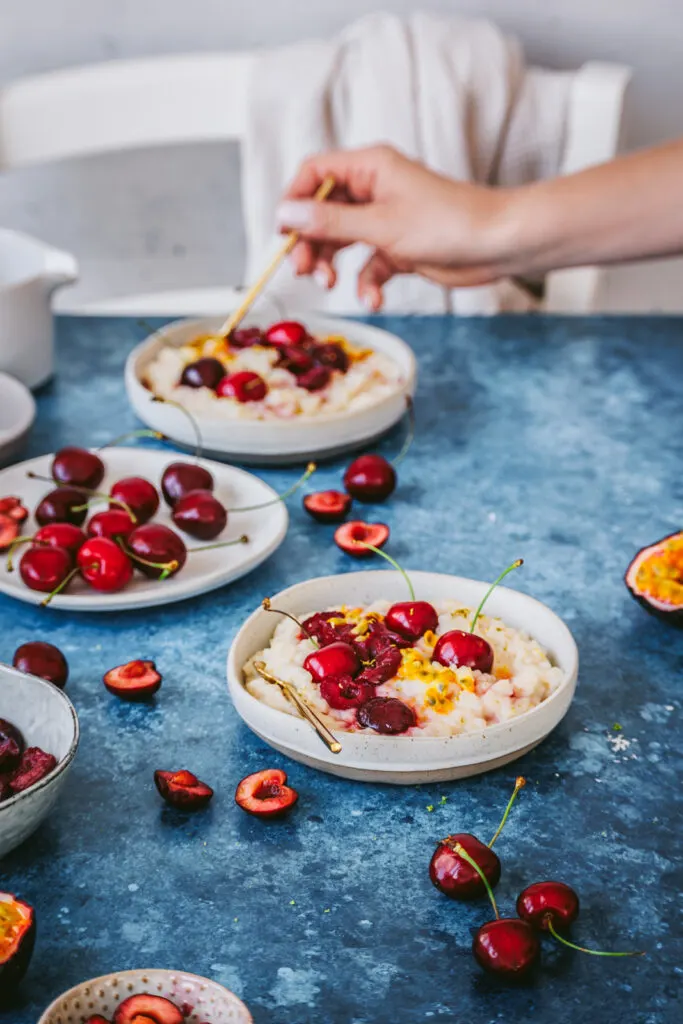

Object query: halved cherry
[277,346,314,376]
[217,371,268,402]
[0,719,24,772]
[113,993,184,1024]
[297,365,331,392]
[230,327,264,349]
[264,320,308,347]
[154,769,214,811]
[0,496,29,523]
[235,768,298,818]
[314,342,349,372]
[320,674,374,710]
[303,490,352,523]
[85,1017,111,1024]
[0,892,36,991]
[334,521,389,557]
[9,747,57,794]
[0,514,21,552]
[103,660,162,701]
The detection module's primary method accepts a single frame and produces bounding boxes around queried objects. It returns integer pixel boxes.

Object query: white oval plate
[125,314,417,464]
[0,371,36,466]
[0,447,287,611]
[227,571,579,784]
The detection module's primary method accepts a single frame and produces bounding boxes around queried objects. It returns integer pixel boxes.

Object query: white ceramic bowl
[0,371,36,466]
[125,314,417,464]
[227,571,579,784]
[0,662,79,857]
[38,968,253,1024]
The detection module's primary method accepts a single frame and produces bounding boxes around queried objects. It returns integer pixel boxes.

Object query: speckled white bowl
[0,662,79,857]
[227,571,579,784]
[38,969,253,1024]
[125,314,417,464]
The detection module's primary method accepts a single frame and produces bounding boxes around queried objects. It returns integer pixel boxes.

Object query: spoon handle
[253,661,342,754]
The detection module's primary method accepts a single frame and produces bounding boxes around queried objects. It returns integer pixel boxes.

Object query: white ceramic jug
[0,228,78,388]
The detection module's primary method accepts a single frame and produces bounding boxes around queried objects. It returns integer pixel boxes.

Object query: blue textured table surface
[1,316,682,1024]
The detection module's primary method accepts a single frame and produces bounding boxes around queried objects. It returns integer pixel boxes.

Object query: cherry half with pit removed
[51,446,105,490]
[9,747,57,794]
[320,675,375,710]
[334,521,390,557]
[235,768,298,818]
[154,769,214,811]
[104,660,162,701]
[0,892,36,992]
[161,461,214,507]
[0,497,28,552]
[303,490,352,523]
[13,640,69,689]
[314,342,349,372]
[113,993,184,1024]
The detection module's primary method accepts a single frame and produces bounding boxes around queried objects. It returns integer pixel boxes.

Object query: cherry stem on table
[469,558,524,634]
[228,463,316,513]
[361,543,415,601]
[488,776,526,849]
[392,396,415,467]
[151,397,203,461]
[547,918,645,958]
[454,843,499,920]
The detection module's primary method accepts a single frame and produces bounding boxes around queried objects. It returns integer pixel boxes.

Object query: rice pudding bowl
[243,600,565,738]
[144,320,404,422]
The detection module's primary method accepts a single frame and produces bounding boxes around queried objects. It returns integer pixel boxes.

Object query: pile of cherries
[0,440,255,604]
[179,319,352,402]
[0,718,56,803]
[431,777,644,979]
[84,993,195,1024]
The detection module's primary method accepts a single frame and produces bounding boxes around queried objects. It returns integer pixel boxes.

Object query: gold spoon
[252,660,342,755]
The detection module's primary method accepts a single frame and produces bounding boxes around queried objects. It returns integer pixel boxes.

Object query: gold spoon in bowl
[252,660,342,755]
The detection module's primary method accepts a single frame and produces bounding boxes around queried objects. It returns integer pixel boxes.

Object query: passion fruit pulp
[625,530,683,625]
[0,892,36,993]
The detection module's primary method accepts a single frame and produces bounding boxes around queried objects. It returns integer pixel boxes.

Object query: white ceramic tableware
[227,570,579,784]
[0,662,79,858]
[0,228,78,388]
[38,968,253,1024]
[0,371,36,466]
[125,314,417,464]
[0,447,287,611]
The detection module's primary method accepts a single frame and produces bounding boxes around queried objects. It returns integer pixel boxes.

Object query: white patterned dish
[38,968,253,1024]
[0,447,287,611]
[0,662,79,858]
[125,314,417,464]
[227,571,579,784]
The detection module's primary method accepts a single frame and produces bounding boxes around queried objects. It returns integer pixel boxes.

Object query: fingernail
[314,269,329,290]
[276,201,314,230]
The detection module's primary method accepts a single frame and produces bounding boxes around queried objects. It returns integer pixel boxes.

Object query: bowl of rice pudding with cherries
[227,570,578,783]
[125,314,416,464]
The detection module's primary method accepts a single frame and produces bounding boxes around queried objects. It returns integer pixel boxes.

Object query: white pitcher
[0,228,78,389]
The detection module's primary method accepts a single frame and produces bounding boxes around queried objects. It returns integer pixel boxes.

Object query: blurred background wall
[1,0,682,311]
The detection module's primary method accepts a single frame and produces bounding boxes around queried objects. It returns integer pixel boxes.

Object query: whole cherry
[104,660,162,701]
[343,454,396,503]
[13,641,69,689]
[126,523,187,579]
[314,342,349,372]
[473,918,540,979]
[87,509,137,542]
[51,446,105,490]
[357,696,416,734]
[297,365,331,392]
[161,461,214,507]
[172,489,227,540]
[385,600,438,641]
[19,545,73,595]
[230,326,264,349]
[320,675,375,710]
[264,320,309,347]
[277,346,315,376]
[6,523,86,570]
[77,537,133,593]
[109,477,159,524]
[217,371,268,402]
[180,357,225,390]
[304,641,360,682]
[35,487,89,527]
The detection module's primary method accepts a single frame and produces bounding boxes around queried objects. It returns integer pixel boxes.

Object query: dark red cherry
[35,487,88,527]
[51,447,105,489]
[343,454,396,502]
[516,881,580,932]
[13,641,69,689]
[154,769,214,812]
[430,833,501,900]
[9,747,57,794]
[278,346,315,376]
[77,537,133,593]
[265,320,308,347]
[113,992,185,1024]
[0,718,24,771]
[384,601,438,641]
[433,629,494,674]
[320,674,375,710]
[171,489,227,540]
[161,462,214,507]
[297,365,331,392]
[357,696,416,734]
[235,768,298,818]
[355,645,402,686]
[473,918,540,978]
[87,509,136,542]
[229,327,264,349]
[109,477,159,524]
[127,523,187,579]
[304,641,360,682]
[33,523,86,560]
[19,546,72,594]
[217,371,268,402]
[303,490,352,523]
[180,357,225,390]
[314,342,349,372]
[334,520,389,557]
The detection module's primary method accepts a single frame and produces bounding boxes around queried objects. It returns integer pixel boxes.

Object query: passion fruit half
[0,892,36,993]
[625,530,683,626]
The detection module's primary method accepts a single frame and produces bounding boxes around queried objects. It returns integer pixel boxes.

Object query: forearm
[497,140,683,277]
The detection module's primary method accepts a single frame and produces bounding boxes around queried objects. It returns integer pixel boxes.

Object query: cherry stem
[547,919,645,958]
[488,776,526,848]
[454,843,499,920]
[99,428,164,451]
[228,463,316,513]
[151,396,203,460]
[190,535,249,553]
[118,541,178,581]
[359,543,415,601]
[71,494,137,523]
[40,565,81,607]
[262,597,318,645]
[470,558,523,634]
[5,536,34,572]
[392,396,415,467]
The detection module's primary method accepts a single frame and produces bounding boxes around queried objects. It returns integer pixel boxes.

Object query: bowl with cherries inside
[125,313,416,464]
[228,558,578,783]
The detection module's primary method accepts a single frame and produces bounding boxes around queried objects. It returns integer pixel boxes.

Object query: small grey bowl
[0,661,79,857]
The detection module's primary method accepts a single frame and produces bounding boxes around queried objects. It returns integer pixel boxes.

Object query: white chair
[0,53,631,316]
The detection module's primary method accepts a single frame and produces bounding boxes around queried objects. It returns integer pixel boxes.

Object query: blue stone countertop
[1,315,682,1024]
